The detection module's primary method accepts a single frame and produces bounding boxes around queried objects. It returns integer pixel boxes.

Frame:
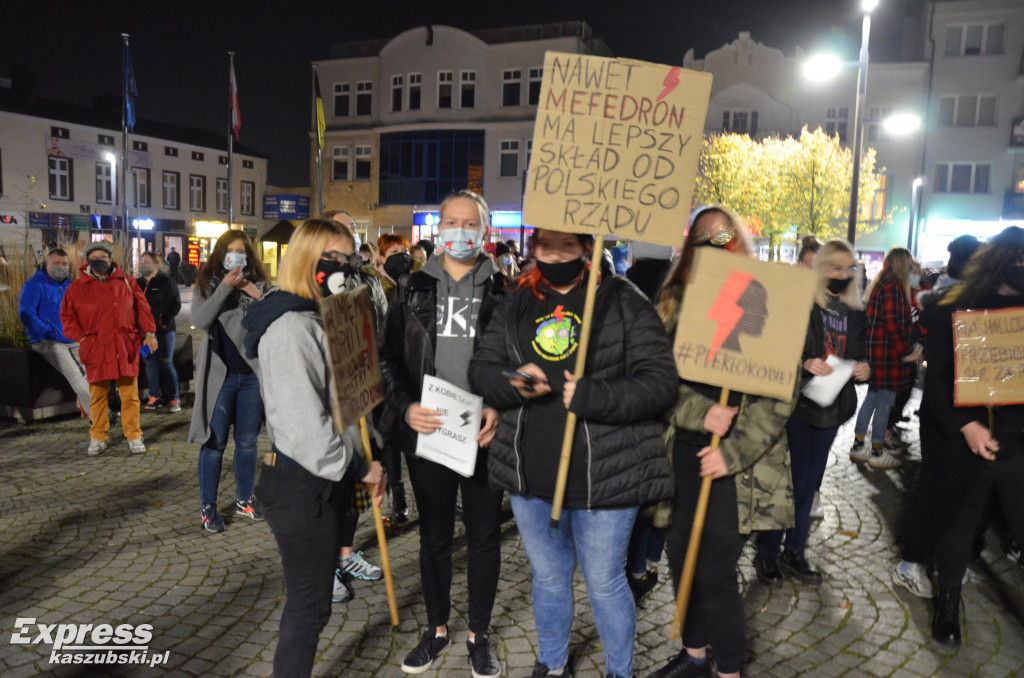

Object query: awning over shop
[261,220,295,243]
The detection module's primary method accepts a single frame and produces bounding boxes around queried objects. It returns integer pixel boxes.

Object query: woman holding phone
[469,228,677,678]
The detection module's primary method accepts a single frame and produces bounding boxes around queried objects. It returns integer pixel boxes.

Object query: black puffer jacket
[792,301,867,428]
[379,261,507,453]
[137,271,181,334]
[469,276,677,508]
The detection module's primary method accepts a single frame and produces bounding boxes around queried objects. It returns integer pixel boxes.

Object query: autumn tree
[693,128,889,258]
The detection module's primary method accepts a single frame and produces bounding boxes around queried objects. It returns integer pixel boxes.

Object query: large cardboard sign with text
[320,286,386,432]
[953,307,1024,406]
[523,52,712,246]
[673,248,816,400]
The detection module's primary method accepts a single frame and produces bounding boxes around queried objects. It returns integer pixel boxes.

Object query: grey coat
[187,280,264,445]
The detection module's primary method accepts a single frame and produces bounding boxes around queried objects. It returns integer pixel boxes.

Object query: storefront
[261,194,309,279]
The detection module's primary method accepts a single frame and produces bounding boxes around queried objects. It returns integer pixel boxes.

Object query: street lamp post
[847,0,877,246]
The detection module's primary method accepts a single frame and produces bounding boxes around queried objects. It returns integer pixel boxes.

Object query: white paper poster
[415,375,483,477]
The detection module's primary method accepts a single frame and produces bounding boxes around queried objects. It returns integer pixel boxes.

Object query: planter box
[0,347,80,423]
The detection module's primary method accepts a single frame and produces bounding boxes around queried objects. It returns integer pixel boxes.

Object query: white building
[683,0,1024,267]
[312,21,612,245]
[0,90,268,270]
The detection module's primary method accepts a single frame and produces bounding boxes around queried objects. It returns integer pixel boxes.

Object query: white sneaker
[867,448,902,469]
[128,438,146,455]
[809,492,824,520]
[849,440,872,463]
[891,560,933,598]
[87,440,108,456]
[332,569,354,603]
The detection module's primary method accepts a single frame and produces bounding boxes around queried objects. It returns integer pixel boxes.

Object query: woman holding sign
[649,206,797,678]
[242,218,386,677]
[379,190,506,677]
[753,240,870,589]
[906,226,1024,649]
[469,228,677,678]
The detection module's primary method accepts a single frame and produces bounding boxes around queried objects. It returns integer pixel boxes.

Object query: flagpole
[120,33,130,245]
[313,65,325,215]
[228,52,235,231]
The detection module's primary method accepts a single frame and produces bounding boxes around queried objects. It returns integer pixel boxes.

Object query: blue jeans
[757,417,839,557]
[198,372,264,507]
[854,386,897,446]
[144,330,179,401]
[510,494,639,677]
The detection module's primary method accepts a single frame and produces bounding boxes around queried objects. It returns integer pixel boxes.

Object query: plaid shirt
[865,272,916,391]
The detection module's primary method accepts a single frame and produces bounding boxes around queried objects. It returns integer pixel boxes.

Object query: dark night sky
[3,0,920,187]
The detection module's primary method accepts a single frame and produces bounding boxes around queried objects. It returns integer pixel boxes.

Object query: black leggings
[664,439,748,675]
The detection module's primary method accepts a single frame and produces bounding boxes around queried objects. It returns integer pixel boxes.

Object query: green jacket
[654,311,797,534]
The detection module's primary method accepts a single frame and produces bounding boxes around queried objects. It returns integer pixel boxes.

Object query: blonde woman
[753,240,870,589]
[242,218,386,678]
[850,247,920,469]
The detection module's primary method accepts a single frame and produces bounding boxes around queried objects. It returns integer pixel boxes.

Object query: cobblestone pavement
[2,361,1023,677]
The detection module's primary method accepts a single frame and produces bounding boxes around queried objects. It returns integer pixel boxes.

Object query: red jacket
[60,263,156,382]
[865,272,915,392]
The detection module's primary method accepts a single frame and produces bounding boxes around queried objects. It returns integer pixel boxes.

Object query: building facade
[0,92,268,272]
[311,22,612,246]
[683,0,1024,266]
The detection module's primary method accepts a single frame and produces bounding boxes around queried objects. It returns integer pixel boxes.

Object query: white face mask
[223,252,246,271]
[909,273,921,288]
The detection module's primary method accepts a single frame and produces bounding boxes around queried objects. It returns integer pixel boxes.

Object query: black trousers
[935,454,1024,588]
[260,461,348,678]
[406,451,503,634]
[664,439,748,675]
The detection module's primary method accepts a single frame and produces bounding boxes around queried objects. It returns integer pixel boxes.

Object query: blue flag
[125,48,138,132]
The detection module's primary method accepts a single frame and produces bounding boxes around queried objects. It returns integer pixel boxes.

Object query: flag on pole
[314,69,325,151]
[230,60,241,141]
[125,47,138,132]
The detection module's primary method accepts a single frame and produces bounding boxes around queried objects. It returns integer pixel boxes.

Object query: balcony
[1004,191,1024,219]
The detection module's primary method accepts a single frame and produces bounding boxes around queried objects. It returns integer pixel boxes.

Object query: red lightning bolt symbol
[657,67,682,102]
[706,270,755,366]
[553,304,565,322]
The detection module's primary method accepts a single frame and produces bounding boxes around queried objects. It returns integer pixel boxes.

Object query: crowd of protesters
[16,191,1024,677]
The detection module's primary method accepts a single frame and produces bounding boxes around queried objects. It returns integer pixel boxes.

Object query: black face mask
[1005,266,1024,295]
[537,258,586,286]
[316,258,358,297]
[826,277,852,294]
[88,259,111,275]
[384,252,412,281]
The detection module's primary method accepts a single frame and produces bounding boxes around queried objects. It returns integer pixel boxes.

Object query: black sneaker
[628,573,649,603]
[531,661,571,677]
[467,633,500,678]
[645,652,711,678]
[754,552,784,589]
[778,549,822,587]
[401,629,451,674]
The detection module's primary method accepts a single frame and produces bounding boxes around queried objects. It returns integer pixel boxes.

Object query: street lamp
[846,0,878,246]
[105,152,117,235]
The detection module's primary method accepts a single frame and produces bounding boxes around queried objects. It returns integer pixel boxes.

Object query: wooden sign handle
[549,234,605,533]
[359,416,400,626]
[669,388,731,640]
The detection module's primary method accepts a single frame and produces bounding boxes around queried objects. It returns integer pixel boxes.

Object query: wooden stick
[359,416,400,626]
[669,388,731,641]
[549,234,605,533]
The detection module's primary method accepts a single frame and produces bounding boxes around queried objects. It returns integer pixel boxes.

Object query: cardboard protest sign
[673,248,816,400]
[523,52,712,247]
[953,307,1024,406]
[416,375,483,478]
[320,286,386,432]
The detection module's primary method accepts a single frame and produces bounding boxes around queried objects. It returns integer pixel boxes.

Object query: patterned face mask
[439,227,483,261]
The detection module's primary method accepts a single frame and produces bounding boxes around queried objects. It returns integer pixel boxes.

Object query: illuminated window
[132,167,150,208]
[189,175,205,212]
[163,171,179,210]
[48,157,72,200]
[216,178,228,213]
[241,181,254,216]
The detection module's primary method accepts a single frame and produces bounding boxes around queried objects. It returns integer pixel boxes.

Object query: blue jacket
[19,268,72,344]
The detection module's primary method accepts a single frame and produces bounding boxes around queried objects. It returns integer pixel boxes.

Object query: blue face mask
[223,252,247,271]
[440,227,482,261]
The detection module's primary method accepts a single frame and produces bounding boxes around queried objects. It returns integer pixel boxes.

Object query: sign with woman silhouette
[673,248,816,400]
